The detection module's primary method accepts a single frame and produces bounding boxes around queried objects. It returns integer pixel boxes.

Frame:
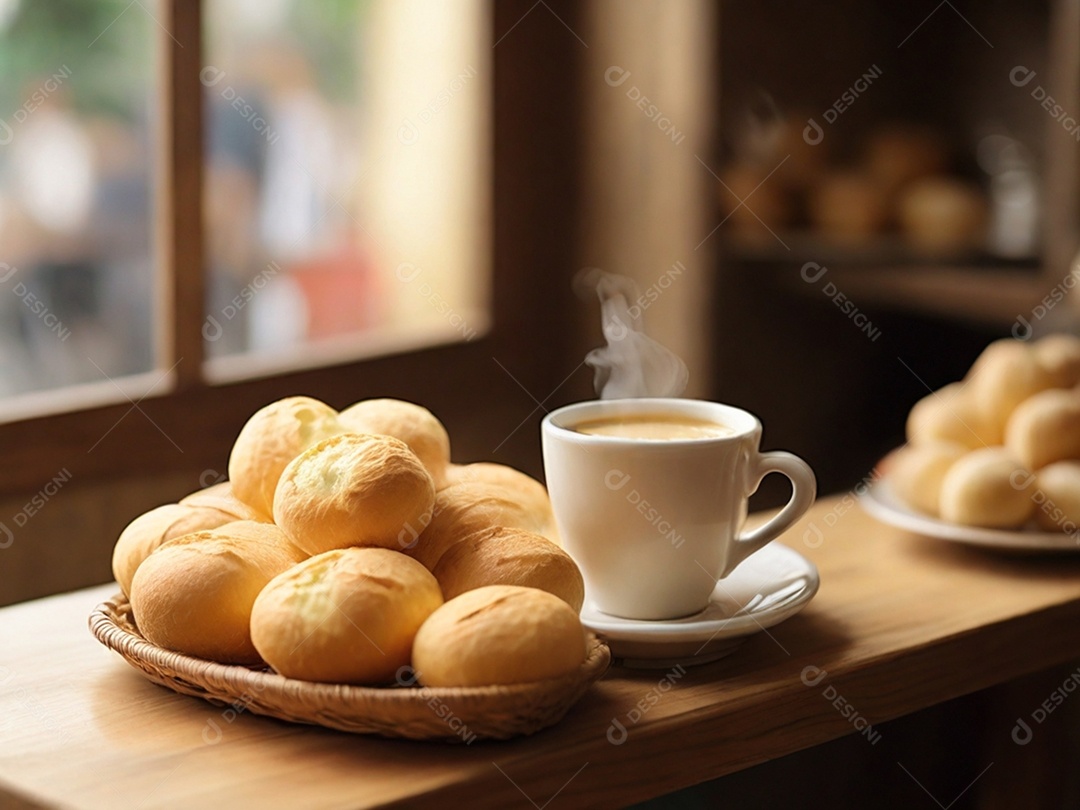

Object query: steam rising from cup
[576,268,688,399]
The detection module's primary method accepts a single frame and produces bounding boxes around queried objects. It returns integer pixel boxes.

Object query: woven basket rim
[88,593,610,739]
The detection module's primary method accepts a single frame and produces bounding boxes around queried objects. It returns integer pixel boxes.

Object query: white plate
[859,475,1080,552]
[579,543,819,668]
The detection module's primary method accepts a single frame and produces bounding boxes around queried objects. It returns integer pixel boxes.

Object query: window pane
[203,0,490,372]
[0,0,157,397]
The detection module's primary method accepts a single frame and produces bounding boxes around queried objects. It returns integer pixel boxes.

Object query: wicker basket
[89,594,610,742]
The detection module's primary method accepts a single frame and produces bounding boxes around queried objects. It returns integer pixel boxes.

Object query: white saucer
[860,475,1080,553]
[579,543,819,668]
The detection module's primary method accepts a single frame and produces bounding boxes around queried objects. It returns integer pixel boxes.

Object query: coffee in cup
[542,398,816,621]
[572,414,735,440]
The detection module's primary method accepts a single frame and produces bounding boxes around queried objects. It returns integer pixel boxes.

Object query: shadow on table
[897,531,1080,581]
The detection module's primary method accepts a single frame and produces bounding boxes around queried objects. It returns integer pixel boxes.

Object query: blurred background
[3,0,1080,590]
[1,0,1077,591]
[1,0,1075,493]
[0,0,488,393]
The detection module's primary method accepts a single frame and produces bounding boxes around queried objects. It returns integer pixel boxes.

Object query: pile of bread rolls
[721,121,985,253]
[114,396,589,687]
[887,334,1080,530]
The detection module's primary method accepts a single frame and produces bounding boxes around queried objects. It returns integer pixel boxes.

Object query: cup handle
[726,451,817,576]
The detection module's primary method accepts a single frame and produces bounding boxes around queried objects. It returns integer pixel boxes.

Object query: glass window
[0,0,157,396]
[202,0,490,377]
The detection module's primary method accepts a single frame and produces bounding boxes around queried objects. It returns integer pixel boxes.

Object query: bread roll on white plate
[1005,387,1080,470]
[939,447,1034,529]
[1031,461,1080,533]
[885,442,967,517]
[1034,334,1080,390]
[967,339,1054,438]
[906,383,1000,449]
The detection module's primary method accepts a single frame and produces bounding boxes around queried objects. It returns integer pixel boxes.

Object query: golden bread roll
[273,433,436,555]
[808,172,888,242]
[403,481,557,570]
[1005,387,1080,470]
[864,125,948,195]
[775,114,828,191]
[228,396,344,520]
[718,164,792,240]
[129,521,305,664]
[1034,334,1080,389]
[338,398,451,486]
[441,463,555,533]
[886,442,967,517]
[1031,461,1080,533]
[433,527,584,610]
[939,447,1034,529]
[967,339,1054,436]
[112,503,239,597]
[897,177,985,254]
[905,383,1000,449]
[412,585,587,687]
[179,481,265,522]
[250,548,442,684]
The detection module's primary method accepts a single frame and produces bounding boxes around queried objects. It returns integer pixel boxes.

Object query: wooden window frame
[0,0,589,495]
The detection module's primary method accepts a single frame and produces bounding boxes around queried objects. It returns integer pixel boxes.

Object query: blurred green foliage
[0,0,152,121]
[284,0,368,103]
[0,0,372,122]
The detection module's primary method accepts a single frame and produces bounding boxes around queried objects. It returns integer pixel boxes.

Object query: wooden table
[5,495,1080,809]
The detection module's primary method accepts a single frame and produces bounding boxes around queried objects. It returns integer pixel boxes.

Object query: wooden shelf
[719,231,1042,271]
[781,264,1050,328]
[719,230,1051,327]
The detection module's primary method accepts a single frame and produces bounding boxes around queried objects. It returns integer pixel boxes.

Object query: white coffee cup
[541,398,816,621]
